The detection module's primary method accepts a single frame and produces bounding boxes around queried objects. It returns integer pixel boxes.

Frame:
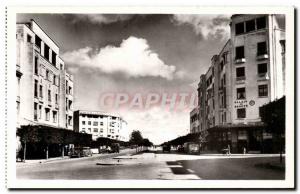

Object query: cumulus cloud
[61,36,176,80]
[68,14,134,24]
[172,14,231,40]
[119,107,190,144]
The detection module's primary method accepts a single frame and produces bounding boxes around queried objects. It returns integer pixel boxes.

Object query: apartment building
[16,19,74,130]
[73,110,129,142]
[194,14,285,153]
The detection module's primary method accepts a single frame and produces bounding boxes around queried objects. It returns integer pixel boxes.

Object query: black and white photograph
[5,6,295,189]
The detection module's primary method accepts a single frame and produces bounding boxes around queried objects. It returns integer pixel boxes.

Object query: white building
[16,19,74,129]
[73,110,129,141]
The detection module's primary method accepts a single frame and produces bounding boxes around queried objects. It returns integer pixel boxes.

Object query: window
[236,67,245,78]
[68,86,72,95]
[257,42,267,56]
[93,128,98,133]
[55,94,58,104]
[27,34,32,43]
[82,121,86,125]
[52,51,57,66]
[45,108,50,121]
[100,122,103,126]
[235,22,244,35]
[66,80,69,94]
[53,75,56,85]
[237,108,246,119]
[34,103,38,121]
[235,46,245,59]
[34,57,38,75]
[44,44,50,61]
[88,128,91,132]
[258,85,268,97]
[256,16,266,30]
[280,40,285,54]
[35,35,41,48]
[68,100,72,110]
[38,105,42,119]
[66,98,68,111]
[53,111,57,123]
[237,87,246,99]
[60,64,64,70]
[258,63,268,75]
[93,121,98,126]
[34,80,38,98]
[39,85,43,98]
[68,116,73,126]
[48,90,51,103]
[46,70,49,80]
[88,121,91,125]
[246,20,255,32]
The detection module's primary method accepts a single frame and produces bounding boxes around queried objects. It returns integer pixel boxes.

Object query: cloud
[172,14,231,40]
[119,107,190,144]
[61,36,176,80]
[68,14,134,24]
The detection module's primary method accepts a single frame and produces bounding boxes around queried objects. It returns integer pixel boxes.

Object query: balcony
[236,76,246,82]
[235,58,246,64]
[257,73,269,81]
[16,96,20,102]
[256,54,269,60]
[48,100,52,107]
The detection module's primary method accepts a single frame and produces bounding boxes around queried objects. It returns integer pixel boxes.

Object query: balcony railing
[235,58,246,64]
[16,96,20,102]
[236,76,246,82]
[257,54,268,60]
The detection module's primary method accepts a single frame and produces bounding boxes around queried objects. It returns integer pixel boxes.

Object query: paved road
[17,151,285,180]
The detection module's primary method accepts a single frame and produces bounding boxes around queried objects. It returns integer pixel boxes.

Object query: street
[17,149,285,180]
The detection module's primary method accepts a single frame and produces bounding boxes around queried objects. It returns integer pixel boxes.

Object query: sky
[17,14,232,144]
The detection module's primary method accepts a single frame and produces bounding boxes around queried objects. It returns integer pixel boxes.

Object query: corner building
[16,20,74,130]
[196,15,285,153]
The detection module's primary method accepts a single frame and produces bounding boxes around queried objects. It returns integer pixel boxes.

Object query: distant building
[73,110,129,142]
[193,15,285,153]
[16,19,74,129]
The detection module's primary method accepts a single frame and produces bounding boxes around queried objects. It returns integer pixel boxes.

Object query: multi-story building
[73,110,129,142]
[16,19,74,130]
[195,14,285,153]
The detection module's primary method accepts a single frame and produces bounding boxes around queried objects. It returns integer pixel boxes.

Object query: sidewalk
[16,148,139,167]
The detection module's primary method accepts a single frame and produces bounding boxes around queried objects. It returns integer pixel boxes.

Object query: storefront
[206,123,278,153]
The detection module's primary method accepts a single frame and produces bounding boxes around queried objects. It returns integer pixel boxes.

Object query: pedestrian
[243,147,246,155]
[227,144,231,155]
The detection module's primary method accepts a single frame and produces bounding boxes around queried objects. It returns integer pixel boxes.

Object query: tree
[142,138,153,147]
[129,130,143,146]
[260,96,285,163]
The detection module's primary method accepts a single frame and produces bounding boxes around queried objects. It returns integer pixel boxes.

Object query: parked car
[162,144,171,152]
[70,147,92,158]
[183,142,200,154]
[109,143,120,153]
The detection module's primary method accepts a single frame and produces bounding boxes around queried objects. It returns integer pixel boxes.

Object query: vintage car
[70,147,93,158]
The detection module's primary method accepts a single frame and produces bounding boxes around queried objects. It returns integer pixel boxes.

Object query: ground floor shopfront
[206,124,284,154]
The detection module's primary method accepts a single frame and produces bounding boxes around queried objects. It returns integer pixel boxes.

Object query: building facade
[193,14,285,153]
[190,106,200,134]
[73,110,129,142]
[16,19,74,130]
